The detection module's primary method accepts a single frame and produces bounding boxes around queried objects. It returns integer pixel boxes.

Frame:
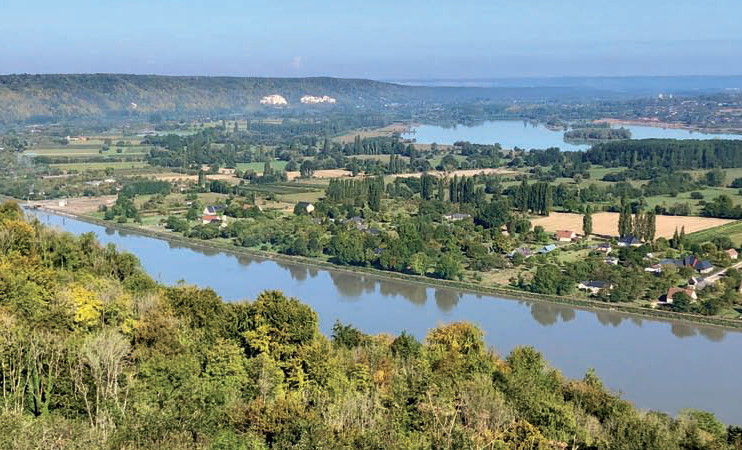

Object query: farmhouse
[295,202,315,214]
[203,205,225,216]
[595,242,612,253]
[444,213,472,222]
[538,244,557,254]
[726,248,739,260]
[509,247,533,259]
[658,256,714,274]
[617,236,642,247]
[578,281,614,296]
[662,287,698,304]
[555,230,576,242]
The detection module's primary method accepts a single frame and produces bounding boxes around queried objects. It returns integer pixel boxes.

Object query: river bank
[596,118,742,136]
[23,200,742,331]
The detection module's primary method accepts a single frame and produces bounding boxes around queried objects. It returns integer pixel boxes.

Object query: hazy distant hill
[3,73,736,125]
[0,74,426,124]
[0,73,639,125]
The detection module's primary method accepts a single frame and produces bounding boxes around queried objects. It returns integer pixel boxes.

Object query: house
[617,236,642,247]
[538,244,557,254]
[657,255,713,274]
[509,247,533,259]
[727,248,739,260]
[645,264,663,273]
[596,242,612,254]
[202,215,221,225]
[605,256,619,265]
[342,216,367,230]
[364,228,382,236]
[295,202,315,214]
[443,213,472,222]
[203,205,226,216]
[662,287,698,304]
[578,281,614,296]
[695,260,714,274]
[555,230,577,242]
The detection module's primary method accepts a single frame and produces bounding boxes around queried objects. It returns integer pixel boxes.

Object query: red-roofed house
[662,287,697,304]
[726,248,738,260]
[555,230,577,242]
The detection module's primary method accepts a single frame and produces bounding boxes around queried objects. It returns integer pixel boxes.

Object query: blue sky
[1,0,740,79]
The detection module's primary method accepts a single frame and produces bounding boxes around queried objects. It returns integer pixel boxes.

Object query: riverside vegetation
[1,200,742,449]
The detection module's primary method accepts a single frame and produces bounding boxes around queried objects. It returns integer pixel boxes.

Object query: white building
[260,94,288,105]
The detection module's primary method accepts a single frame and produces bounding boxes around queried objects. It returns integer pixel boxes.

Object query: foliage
[0,210,739,448]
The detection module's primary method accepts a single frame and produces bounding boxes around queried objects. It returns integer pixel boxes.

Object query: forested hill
[1,200,742,448]
[0,73,617,125]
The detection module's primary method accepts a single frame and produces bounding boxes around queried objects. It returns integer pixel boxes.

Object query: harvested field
[286,169,352,181]
[152,173,240,184]
[31,195,118,214]
[531,212,733,239]
[333,123,411,144]
[394,168,518,179]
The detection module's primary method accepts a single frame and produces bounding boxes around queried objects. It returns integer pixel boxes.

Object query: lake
[405,120,742,150]
[27,210,742,424]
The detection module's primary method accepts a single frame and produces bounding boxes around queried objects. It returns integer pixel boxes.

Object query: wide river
[405,120,742,151]
[28,210,742,424]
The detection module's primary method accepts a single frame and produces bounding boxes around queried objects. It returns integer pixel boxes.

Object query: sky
[1,0,741,80]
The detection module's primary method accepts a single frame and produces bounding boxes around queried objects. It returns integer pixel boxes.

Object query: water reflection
[671,323,697,339]
[595,311,623,327]
[529,302,576,326]
[330,272,376,298]
[434,288,461,312]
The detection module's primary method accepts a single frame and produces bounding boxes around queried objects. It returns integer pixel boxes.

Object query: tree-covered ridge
[0,201,740,449]
[585,139,742,169]
[0,74,416,124]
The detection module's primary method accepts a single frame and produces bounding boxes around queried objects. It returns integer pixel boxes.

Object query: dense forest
[584,139,742,169]
[2,201,742,448]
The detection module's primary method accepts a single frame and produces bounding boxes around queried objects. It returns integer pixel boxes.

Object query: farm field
[286,169,352,181]
[394,167,518,179]
[236,160,288,173]
[686,220,742,246]
[51,161,150,171]
[31,195,118,214]
[333,123,411,144]
[532,211,733,239]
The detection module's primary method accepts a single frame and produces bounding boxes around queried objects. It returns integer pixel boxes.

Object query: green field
[686,220,742,246]
[236,160,288,173]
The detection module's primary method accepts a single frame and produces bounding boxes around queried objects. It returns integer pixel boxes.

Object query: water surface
[27,210,742,424]
[406,120,742,150]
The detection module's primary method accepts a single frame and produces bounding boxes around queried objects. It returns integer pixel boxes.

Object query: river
[26,210,742,424]
[405,120,742,150]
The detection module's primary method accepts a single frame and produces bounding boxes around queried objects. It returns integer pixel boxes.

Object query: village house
[658,255,714,274]
[555,230,577,242]
[604,256,619,265]
[508,247,533,259]
[443,213,472,222]
[202,205,227,226]
[726,248,739,260]
[661,287,698,304]
[538,244,557,254]
[295,202,315,214]
[578,281,614,296]
[595,242,612,254]
[617,235,642,247]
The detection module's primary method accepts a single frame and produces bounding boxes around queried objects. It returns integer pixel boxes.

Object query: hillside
[0,200,740,448]
[0,74,642,125]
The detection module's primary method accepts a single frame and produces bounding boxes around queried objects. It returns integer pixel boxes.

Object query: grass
[686,220,742,246]
[235,161,288,173]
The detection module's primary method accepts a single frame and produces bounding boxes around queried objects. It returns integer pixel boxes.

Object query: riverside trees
[1,207,738,449]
